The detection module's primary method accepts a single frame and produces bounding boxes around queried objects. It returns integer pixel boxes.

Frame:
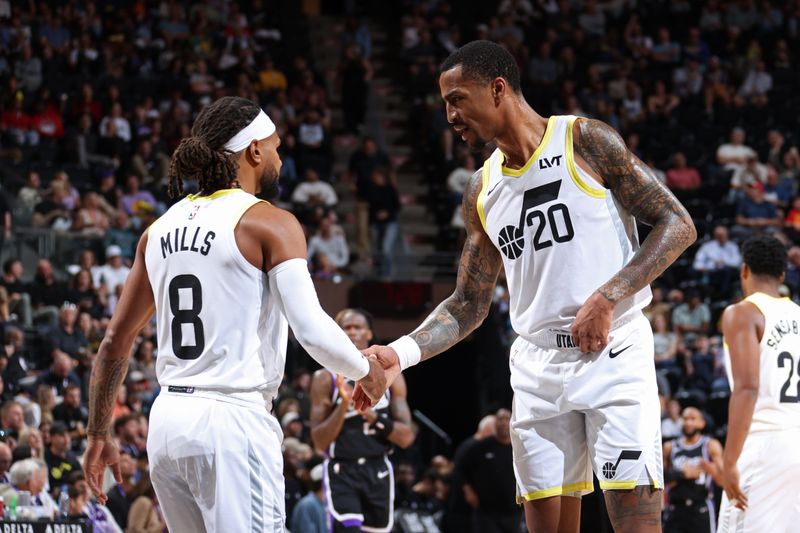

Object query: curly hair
[742,234,787,278]
[167,96,262,198]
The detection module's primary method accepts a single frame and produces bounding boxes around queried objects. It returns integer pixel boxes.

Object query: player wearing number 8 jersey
[83,97,388,533]
[718,235,800,533]
[356,41,696,532]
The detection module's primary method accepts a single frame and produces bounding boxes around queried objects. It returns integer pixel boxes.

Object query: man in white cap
[97,245,130,295]
[83,96,388,532]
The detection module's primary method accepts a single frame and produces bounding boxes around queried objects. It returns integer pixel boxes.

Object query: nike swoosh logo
[608,344,633,359]
[486,181,501,196]
[377,470,390,479]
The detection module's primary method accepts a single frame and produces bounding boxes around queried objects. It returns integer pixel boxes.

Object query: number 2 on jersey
[778,351,800,403]
[168,274,205,360]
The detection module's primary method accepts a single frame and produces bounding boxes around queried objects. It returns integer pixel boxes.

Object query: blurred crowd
[1,0,800,532]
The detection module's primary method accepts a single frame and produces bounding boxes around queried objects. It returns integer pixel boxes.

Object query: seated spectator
[36,353,82,400]
[692,225,741,297]
[120,175,157,222]
[129,340,157,393]
[291,168,338,208]
[0,400,28,436]
[127,471,166,533]
[290,462,326,533]
[731,155,767,191]
[447,153,476,227]
[0,459,51,518]
[0,442,10,483]
[17,427,44,459]
[666,152,701,191]
[3,326,36,397]
[653,314,680,372]
[73,191,110,237]
[267,90,296,138]
[68,269,104,318]
[66,113,114,169]
[99,102,131,143]
[28,259,67,326]
[114,414,141,459]
[717,127,756,174]
[130,139,170,186]
[1,92,35,147]
[104,211,137,262]
[647,80,680,119]
[51,170,81,209]
[651,27,681,67]
[30,98,64,144]
[51,384,88,451]
[44,421,82,489]
[48,302,89,363]
[97,245,131,295]
[734,182,782,239]
[65,471,122,533]
[763,164,793,210]
[32,182,72,231]
[290,69,327,110]
[685,335,717,394]
[16,171,43,214]
[672,290,711,345]
[309,253,340,281]
[661,398,683,441]
[296,109,331,177]
[105,452,136,530]
[738,60,772,107]
[307,213,349,271]
[0,258,30,326]
[784,196,800,243]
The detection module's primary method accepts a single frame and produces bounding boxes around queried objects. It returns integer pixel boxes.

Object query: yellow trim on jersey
[187,188,242,201]
[476,161,490,232]
[231,198,266,229]
[599,480,641,490]
[500,116,556,177]
[565,117,606,199]
[517,481,594,502]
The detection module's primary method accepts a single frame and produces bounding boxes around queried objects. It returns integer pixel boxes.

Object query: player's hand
[722,463,748,510]
[355,356,388,410]
[360,408,378,425]
[336,375,354,405]
[353,345,401,411]
[572,291,614,353]
[83,435,122,505]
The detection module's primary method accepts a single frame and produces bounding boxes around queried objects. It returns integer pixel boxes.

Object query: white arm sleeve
[268,258,370,380]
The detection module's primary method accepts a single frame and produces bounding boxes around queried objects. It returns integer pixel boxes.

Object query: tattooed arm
[570,118,696,352]
[410,170,503,360]
[85,232,155,503]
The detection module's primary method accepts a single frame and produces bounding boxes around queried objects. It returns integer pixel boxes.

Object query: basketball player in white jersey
[82,97,387,532]
[355,41,696,533]
[718,235,800,532]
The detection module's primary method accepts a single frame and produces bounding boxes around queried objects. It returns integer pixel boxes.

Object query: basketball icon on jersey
[601,450,642,479]
[495,180,575,260]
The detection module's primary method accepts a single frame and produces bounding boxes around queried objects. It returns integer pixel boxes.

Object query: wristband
[388,335,421,371]
[371,414,395,439]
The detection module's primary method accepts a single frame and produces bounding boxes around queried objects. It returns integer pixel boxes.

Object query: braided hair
[167,96,262,198]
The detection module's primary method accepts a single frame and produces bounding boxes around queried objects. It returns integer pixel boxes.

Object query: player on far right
[718,234,800,532]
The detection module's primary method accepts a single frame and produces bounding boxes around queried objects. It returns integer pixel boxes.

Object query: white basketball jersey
[477,115,651,342]
[144,189,287,398]
[724,293,800,433]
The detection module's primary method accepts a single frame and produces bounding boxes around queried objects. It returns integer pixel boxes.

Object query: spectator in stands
[68,269,104,318]
[763,164,793,210]
[0,459,49,514]
[766,129,786,170]
[296,108,331,177]
[127,471,167,533]
[653,314,680,373]
[290,462,326,533]
[97,245,131,295]
[114,414,141,459]
[647,80,680,120]
[73,191,110,237]
[48,302,89,363]
[104,211,137,262]
[307,212,349,271]
[14,44,42,94]
[51,384,88,451]
[28,259,66,326]
[666,152,701,192]
[672,290,711,345]
[67,112,113,169]
[661,398,683,441]
[366,167,401,276]
[16,171,43,214]
[447,153,476,228]
[1,400,27,436]
[105,451,136,530]
[447,414,496,532]
[738,60,772,107]
[0,442,10,483]
[717,127,757,174]
[129,340,157,393]
[685,335,717,394]
[1,258,30,326]
[32,182,72,231]
[130,139,169,186]
[784,196,800,243]
[340,43,372,134]
[461,408,521,532]
[44,421,81,488]
[734,182,782,239]
[349,137,390,256]
[291,168,338,209]
[65,470,122,533]
[37,352,81,399]
[17,427,44,459]
[120,175,156,223]
[692,225,741,298]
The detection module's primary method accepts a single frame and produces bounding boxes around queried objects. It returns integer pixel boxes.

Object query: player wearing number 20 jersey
[718,235,800,533]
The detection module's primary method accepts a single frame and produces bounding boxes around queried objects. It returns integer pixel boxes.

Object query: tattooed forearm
[575,119,696,303]
[410,171,502,360]
[604,486,663,530]
[88,351,129,437]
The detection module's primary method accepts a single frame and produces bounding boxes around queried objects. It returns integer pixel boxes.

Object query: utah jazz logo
[497,180,575,260]
[602,450,642,479]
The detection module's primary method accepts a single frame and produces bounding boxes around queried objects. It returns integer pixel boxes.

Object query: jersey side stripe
[566,117,606,199]
[477,161,490,233]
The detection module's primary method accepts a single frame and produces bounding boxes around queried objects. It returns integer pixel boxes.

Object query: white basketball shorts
[717,428,800,533]
[510,312,663,501]
[147,388,285,532]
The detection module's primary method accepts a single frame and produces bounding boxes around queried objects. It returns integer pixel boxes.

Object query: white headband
[223,110,276,152]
